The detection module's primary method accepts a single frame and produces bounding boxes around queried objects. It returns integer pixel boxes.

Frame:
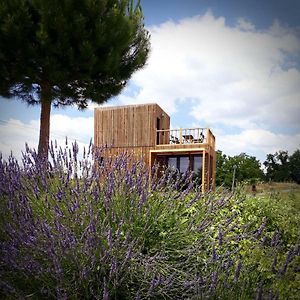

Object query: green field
[245,181,300,194]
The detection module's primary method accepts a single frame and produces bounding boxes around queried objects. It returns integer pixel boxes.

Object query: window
[156,118,160,145]
[179,156,189,173]
[167,155,190,174]
[167,155,203,174]
[193,155,202,176]
[168,157,177,170]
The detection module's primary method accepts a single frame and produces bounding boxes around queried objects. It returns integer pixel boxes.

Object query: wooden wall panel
[94,103,171,148]
[99,146,155,166]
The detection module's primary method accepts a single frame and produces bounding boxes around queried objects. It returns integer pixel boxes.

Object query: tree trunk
[38,83,51,159]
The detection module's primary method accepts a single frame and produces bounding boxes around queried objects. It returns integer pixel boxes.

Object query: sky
[0,0,300,163]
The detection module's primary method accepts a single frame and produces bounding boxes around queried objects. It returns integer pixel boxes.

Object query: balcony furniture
[193,132,205,143]
[182,134,194,143]
[170,135,180,144]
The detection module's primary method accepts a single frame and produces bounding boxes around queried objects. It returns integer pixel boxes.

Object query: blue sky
[0,0,300,162]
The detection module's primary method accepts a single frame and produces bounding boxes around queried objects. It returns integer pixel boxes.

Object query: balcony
[156,127,215,148]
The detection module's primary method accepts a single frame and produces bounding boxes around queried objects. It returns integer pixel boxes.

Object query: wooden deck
[151,128,216,193]
[156,128,215,148]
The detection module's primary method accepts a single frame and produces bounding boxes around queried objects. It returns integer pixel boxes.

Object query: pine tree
[0,0,150,157]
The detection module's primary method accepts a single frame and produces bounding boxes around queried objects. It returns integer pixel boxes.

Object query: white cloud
[1,11,299,163]
[216,128,300,162]
[0,119,39,160]
[0,115,93,160]
[236,18,256,31]
[87,100,116,111]
[50,115,93,143]
[114,11,300,157]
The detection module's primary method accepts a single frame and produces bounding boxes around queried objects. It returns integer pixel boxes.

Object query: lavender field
[0,142,299,299]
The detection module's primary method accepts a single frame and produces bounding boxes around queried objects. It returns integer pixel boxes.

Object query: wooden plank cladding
[94,103,170,148]
[94,103,216,192]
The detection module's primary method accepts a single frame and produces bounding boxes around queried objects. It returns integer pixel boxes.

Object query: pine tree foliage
[0,0,150,106]
[0,0,150,155]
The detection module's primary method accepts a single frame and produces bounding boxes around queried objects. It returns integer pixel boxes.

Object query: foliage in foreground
[0,142,299,299]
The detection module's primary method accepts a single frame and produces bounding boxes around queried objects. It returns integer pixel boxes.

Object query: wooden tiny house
[94,103,216,192]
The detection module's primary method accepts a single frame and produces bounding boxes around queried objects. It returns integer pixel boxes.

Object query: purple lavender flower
[279,244,298,276]
[1,139,298,299]
[103,278,109,300]
[234,260,242,282]
[212,246,218,262]
[253,218,267,238]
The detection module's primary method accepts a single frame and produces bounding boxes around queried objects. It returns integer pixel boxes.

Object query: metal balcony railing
[156,128,213,146]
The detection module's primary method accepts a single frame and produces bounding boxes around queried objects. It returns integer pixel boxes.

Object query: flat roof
[94,103,160,110]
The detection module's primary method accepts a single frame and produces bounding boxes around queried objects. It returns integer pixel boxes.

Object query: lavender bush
[0,141,299,299]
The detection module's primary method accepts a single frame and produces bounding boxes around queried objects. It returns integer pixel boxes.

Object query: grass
[245,181,300,194]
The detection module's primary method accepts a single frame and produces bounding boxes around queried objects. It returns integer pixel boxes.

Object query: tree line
[216,149,300,187]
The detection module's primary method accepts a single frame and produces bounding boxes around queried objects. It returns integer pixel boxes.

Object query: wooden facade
[94,103,216,192]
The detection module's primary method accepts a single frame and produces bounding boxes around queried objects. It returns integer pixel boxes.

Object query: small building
[94,103,216,192]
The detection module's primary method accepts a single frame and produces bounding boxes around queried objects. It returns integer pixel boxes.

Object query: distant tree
[233,153,264,184]
[216,151,264,188]
[263,150,290,182]
[216,150,231,187]
[289,150,300,184]
[0,0,150,157]
[264,150,300,184]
